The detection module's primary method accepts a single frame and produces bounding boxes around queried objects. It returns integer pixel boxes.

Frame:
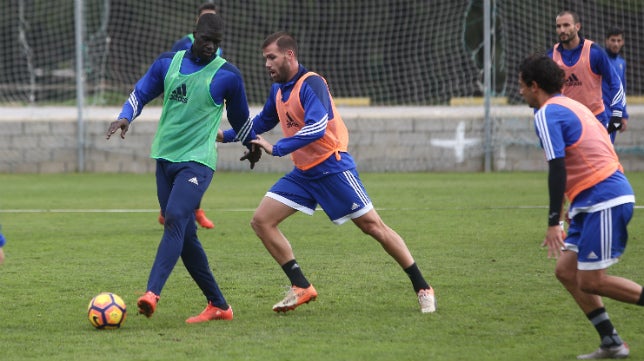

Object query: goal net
[0,0,642,106]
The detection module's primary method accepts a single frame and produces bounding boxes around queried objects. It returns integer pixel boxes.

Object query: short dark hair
[197,2,217,16]
[195,13,223,46]
[557,9,580,24]
[262,31,298,57]
[519,53,565,95]
[605,26,624,39]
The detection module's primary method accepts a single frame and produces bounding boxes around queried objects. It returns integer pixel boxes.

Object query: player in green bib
[162,2,221,229]
[106,13,260,324]
[150,51,225,168]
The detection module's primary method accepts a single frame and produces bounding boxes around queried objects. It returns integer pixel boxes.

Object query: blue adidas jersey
[534,96,633,215]
[223,64,356,178]
[548,38,625,119]
[117,48,253,147]
[603,52,628,119]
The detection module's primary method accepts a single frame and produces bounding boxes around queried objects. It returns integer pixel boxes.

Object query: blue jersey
[548,39,625,119]
[603,51,628,119]
[118,48,253,147]
[223,65,356,178]
[534,96,633,217]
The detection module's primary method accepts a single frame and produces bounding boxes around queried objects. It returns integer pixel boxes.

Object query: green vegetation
[1,172,643,360]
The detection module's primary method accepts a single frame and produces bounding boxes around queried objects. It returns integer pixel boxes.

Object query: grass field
[1,172,643,361]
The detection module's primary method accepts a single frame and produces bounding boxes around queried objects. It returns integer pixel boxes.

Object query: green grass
[1,172,644,361]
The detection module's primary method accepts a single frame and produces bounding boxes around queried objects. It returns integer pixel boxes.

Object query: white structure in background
[430,121,481,163]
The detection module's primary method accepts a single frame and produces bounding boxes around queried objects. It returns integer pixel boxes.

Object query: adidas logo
[351,203,360,210]
[188,177,199,186]
[587,251,598,260]
[285,112,300,129]
[564,73,582,87]
[169,83,188,103]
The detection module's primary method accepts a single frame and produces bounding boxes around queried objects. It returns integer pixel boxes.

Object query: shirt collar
[281,65,308,88]
[557,37,585,53]
[186,46,216,65]
[606,50,619,58]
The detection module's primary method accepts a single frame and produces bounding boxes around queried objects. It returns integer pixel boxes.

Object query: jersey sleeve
[621,58,629,119]
[251,85,282,134]
[591,45,625,117]
[534,104,568,161]
[221,84,280,144]
[209,63,255,147]
[117,53,172,122]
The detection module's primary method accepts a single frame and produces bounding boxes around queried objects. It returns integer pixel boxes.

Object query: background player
[603,27,629,139]
[548,10,625,143]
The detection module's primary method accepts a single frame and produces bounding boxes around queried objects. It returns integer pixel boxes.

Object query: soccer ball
[87,292,127,329]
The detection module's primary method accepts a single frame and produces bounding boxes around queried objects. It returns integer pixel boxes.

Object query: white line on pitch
[1,205,643,213]
[0,209,257,213]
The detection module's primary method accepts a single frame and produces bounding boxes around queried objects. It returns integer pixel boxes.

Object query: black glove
[239,144,262,169]
[607,116,622,133]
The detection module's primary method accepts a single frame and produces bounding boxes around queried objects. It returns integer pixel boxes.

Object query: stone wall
[0,105,642,173]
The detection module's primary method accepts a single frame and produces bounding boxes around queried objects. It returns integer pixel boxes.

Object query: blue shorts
[266,168,373,225]
[564,203,633,270]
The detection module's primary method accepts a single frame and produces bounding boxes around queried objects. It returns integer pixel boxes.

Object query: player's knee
[163,208,187,224]
[250,214,268,233]
[356,220,378,236]
[354,214,383,234]
[363,223,392,243]
[249,216,260,232]
[554,265,575,286]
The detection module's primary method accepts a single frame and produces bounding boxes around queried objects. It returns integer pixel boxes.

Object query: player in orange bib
[519,53,643,360]
[220,31,436,314]
[548,10,625,143]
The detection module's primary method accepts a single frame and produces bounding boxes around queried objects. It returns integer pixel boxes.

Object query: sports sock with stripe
[587,307,623,348]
